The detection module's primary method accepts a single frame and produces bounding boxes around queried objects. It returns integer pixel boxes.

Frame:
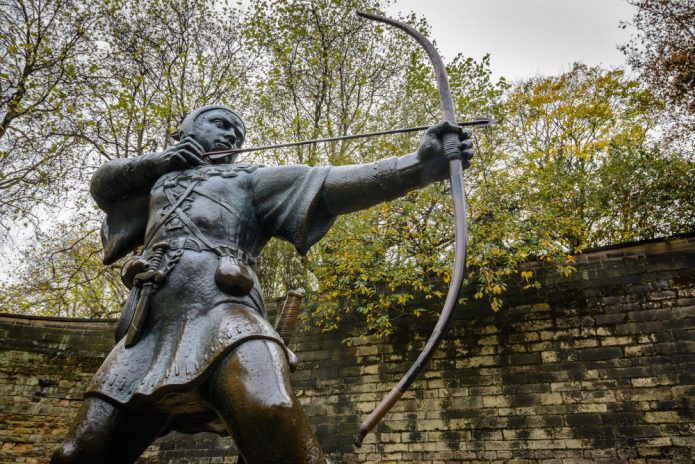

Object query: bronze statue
[51,12,475,464]
[50,106,472,464]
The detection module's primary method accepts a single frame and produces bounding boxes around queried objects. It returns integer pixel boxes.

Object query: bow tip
[355,10,377,20]
[353,428,368,448]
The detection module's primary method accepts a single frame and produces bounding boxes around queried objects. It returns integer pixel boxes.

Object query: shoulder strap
[163,188,222,255]
[143,180,199,248]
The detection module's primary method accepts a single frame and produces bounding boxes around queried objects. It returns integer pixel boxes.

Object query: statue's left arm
[251,122,472,256]
[321,121,472,215]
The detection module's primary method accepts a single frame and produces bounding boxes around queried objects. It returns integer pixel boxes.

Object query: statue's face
[192,109,245,162]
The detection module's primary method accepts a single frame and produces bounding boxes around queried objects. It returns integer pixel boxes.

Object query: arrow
[205,117,494,160]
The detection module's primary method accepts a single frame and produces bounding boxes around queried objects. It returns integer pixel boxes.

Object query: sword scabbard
[124,284,152,347]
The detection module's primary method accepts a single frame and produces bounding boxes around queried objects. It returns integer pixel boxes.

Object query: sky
[384,0,637,81]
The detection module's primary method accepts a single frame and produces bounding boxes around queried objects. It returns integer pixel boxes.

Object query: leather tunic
[85,162,335,432]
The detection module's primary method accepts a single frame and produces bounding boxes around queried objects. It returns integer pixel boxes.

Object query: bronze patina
[51,17,477,464]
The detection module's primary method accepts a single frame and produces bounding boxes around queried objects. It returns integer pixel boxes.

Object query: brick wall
[2,235,695,463]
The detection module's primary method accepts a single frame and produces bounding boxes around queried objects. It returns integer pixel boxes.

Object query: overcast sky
[384,0,637,81]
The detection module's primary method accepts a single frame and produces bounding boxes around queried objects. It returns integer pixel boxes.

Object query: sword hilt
[124,242,169,348]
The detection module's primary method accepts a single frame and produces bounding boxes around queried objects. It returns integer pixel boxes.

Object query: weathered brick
[2,235,695,463]
[577,346,623,361]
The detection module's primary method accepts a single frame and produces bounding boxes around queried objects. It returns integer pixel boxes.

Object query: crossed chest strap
[143,176,257,266]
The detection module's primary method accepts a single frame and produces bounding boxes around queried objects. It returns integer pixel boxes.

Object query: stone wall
[1,235,695,463]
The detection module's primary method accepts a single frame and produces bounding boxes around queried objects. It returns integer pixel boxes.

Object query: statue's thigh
[51,396,168,464]
[206,339,326,464]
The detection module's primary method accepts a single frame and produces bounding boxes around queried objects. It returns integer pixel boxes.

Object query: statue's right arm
[90,137,206,210]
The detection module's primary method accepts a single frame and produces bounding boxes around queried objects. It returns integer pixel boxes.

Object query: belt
[155,237,257,267]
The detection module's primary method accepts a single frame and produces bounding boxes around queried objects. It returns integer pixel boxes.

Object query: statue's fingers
[179,149,205,165]
[429,121,462,137]
[424,121,455,137]
[460,129,472,141]
[460,147,475,159]
[460,147,474,168]
[170,153,188,169]
[424,126,438,139]
[179,138,205,157]
[183,136,205,155]
[459,139,473,151]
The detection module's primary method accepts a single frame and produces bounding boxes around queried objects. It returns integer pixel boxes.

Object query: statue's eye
[214,120,225,128]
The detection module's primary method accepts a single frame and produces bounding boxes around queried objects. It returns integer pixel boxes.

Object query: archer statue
[51,12,475,464]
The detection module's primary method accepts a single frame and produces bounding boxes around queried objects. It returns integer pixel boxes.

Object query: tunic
[85,162,335,434]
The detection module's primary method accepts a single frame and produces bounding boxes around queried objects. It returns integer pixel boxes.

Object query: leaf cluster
[0,0,99,234]
[620,0,695,141]
[0,214,124,318]
[0,0,692,342]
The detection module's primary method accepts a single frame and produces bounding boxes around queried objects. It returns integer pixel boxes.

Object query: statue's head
[172,105,246,163]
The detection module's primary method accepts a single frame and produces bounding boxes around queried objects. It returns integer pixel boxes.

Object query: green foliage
[501,64,692,249]
[591,144,695,243]
[1,0,254,315]
[0,217,124,318]
[0,0,99,233]
[247,0,436,306]
[302,48,511,340]
[245,0,425,167]
[0,0,692,342]
[306,184,456,340]
[82,0,255,160]
[305,63,694,339]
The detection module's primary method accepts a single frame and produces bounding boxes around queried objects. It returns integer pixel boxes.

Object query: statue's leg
[205,339,327,464]
[51,395,169,464]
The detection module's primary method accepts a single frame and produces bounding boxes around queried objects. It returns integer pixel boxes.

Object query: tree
[308,63,695,341]
[246,0,435,166]
[502,64,693,248]
[0,0,99,234]
[591,141,695,243]
[77,0,256,163]
[0,216,125,318]
[1,0,693,343]
[247,0,433,302]
[305,51,512,339]
[620,0,695,138]
[1,0,257,315]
